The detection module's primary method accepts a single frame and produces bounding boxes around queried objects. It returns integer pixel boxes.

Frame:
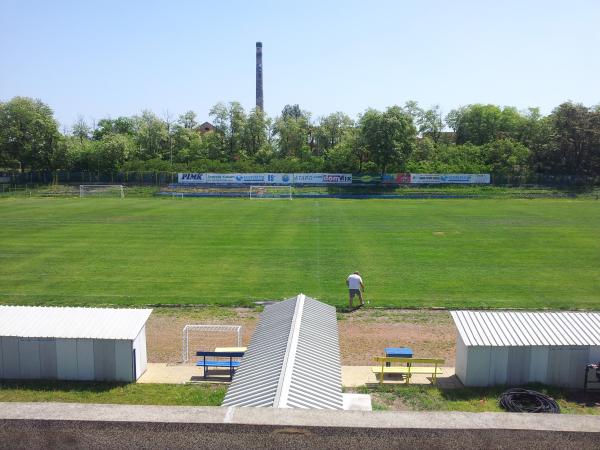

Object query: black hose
[499,388,560,413]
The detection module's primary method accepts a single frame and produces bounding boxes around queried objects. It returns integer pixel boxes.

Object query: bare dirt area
[146,307,456,365]
[337,309,456,366]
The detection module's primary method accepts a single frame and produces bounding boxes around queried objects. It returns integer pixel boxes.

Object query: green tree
[132,111,168,160]
[358,106,416,174]
[449,104,526,145]
[209,102,247,161]
[171,125,205,163]
[273,106,312,159]
[242,108,270,157]
[92,117,135,140]
[315,112,354,155]
[72,116,91,143]
[97,134,136,172]
[281,104,303,120]
[482,139,530,177]
[0,96,60,171]
[178,111,198,130]
[542,102,600,176]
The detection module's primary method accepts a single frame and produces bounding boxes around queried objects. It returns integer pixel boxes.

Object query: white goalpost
[248,185,292,200]
[80,184,125,198]
[181,324,242,363]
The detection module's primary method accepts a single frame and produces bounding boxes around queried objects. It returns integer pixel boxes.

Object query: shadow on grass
[0,379,127,394]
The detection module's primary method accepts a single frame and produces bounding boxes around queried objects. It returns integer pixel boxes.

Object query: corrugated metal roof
[0,306,152,340]
[451,310,600,347]
[222,294,343,410]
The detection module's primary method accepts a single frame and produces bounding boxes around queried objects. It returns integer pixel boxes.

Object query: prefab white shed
[451,311,600,388]
[0,306,152,382]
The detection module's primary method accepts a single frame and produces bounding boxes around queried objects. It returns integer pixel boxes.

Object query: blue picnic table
[196,350,245,381]
[384,347,413,367]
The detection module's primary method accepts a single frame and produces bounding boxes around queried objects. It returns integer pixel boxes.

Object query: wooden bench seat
[370,366,443,375]
[372,357,444,385]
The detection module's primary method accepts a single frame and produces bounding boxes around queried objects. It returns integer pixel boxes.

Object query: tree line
[0,96,599,180]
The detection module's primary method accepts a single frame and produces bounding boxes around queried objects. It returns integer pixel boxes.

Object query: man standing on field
[346,271,365,309]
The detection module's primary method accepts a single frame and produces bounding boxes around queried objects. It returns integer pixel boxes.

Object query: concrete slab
[137,363,233,384]
[1,402,600,432]
[342,394,372,411]
[137,364,197,384]
[139,364,461,388]
[342,366,461,388]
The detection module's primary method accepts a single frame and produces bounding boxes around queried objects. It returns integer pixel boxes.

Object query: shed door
[132,349,137,380]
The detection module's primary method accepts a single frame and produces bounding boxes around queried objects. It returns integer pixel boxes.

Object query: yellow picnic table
[214,347,247,353]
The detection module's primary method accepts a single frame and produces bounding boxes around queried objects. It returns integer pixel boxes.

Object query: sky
[1,0,599,129]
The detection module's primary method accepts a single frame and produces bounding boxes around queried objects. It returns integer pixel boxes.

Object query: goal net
[181,324,242,363]
[249,185,292,200]
[80,185,125,198]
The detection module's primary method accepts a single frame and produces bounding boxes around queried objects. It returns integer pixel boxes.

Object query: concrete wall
[0,337,136,382]
[1,404,600,450]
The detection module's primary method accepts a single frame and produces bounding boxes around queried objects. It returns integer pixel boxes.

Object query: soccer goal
[181,324,242,363]
[79,184,125,198]
[249,185,292,200]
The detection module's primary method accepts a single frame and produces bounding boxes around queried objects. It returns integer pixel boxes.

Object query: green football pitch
[0,197,598,309]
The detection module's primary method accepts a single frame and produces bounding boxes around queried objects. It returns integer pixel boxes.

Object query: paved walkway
[138,364,461,388]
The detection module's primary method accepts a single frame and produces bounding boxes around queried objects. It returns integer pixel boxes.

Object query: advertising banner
[382,173,411,184]
[410,174,490,184]
[178,173,205,183]
[353,174,382,184]
[178,173,292,184]
[293,173,352,184]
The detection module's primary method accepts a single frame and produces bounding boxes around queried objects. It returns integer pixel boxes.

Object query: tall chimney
[256,42,263,110]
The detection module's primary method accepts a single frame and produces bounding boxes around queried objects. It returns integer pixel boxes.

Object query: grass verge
[0,380,226,406]
[357,384,600,414]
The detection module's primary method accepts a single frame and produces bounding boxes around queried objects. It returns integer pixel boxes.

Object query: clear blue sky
[1,0,599,129]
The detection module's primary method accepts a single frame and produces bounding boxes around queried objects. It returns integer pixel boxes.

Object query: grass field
[0,197,598,309]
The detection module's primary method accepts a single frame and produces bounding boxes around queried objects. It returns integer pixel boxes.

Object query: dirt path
[146,308,456,366]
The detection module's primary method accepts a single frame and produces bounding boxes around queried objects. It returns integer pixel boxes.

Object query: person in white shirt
[346,271,365,309]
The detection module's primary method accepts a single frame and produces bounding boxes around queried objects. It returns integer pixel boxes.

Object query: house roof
[222,294,343,409]
[451,310,600,347]
[0,306,152,340]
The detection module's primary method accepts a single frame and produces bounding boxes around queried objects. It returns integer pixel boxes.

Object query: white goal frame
[249,185,292,200]
[80,184,125,198]
[181,324,242,363]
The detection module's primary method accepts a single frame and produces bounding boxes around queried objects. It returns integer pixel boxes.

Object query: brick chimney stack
[256,42,263,110]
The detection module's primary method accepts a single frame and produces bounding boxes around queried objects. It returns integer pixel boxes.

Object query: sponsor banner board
[178,173,292,184]
[178,173,205,183]
[382,173,411,184]
[353,174,382,184]
[293,173,352,184]
[410,174,490,184]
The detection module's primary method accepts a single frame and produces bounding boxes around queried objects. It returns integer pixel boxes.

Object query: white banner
[410,174,490,184]
[293,173,352,184]
[178,173,293,184]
